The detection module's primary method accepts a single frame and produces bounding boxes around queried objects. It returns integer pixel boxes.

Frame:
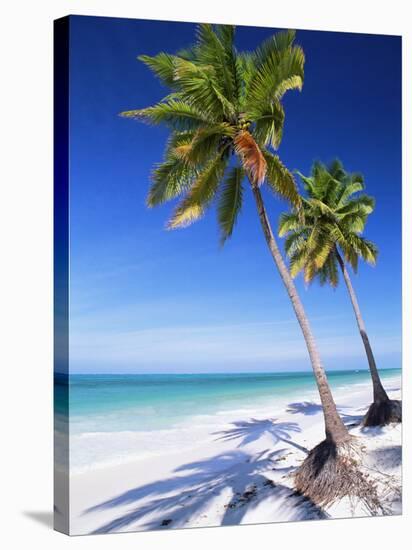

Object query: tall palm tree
[279,160,401,426]
[121,24,363,505]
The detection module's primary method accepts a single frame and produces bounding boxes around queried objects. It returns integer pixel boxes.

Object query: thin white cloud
[69,319,401,371]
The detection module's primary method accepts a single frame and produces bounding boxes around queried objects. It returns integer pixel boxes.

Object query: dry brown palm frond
[234,130,267,186]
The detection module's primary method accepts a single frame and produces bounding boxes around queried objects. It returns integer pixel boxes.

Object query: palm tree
[120,24,366,506]
[279,160,401,426]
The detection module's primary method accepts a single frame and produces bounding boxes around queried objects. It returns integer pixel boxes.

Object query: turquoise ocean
[55,368,401,473]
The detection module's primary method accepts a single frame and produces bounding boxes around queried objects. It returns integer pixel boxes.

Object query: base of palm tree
[363,399,402,427]
[294,436,383,512]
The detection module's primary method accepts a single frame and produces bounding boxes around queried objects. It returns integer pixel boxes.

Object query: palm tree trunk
[251,184,349,444]
[335,249,389,403]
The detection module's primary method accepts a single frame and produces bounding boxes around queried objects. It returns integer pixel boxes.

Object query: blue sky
[67,16,401,373]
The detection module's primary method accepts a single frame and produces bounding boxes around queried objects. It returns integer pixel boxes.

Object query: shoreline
[66,370,399,475]
[67,373,401,535]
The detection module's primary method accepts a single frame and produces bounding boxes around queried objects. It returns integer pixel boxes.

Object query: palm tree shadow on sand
[83,423,326,534]
[286,401,366,427]
[213,418,309,453]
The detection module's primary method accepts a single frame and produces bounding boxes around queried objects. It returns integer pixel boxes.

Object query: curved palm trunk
[251,185,349,444]
[335,249,389,403]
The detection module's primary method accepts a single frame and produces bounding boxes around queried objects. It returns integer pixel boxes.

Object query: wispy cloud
[69,318,401,372]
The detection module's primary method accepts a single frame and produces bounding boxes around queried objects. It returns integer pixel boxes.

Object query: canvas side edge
[53,15,70,536]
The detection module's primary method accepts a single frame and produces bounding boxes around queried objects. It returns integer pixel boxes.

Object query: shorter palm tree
[279,160,401,426]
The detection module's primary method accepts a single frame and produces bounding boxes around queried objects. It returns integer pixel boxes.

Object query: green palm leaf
[336,180,364,206]
[121,99,215,130]
[175,123,235,166]
[245,38,304,110]
[173,57,236,119]
[194,24,237,103]
[264,152,301,208]
[218,166,245,244]
[122,24,306,242]
[252,100,285,149]
[167,153,228,229]
[289,246,309,278]
[284,229,308,255]
[138,53,180,88]
[336,194,375,215]
[278,211,302,236]
[280,159,378,286]
[147,155,197,207]
[318,255,339,287]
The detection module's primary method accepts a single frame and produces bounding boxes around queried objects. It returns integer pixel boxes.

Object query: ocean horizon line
[56,366,401,377]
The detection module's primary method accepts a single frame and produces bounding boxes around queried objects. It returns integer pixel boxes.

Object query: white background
[0,0,410,548]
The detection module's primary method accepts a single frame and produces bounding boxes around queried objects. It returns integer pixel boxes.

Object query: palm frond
[193,24,237,104]
[281,159,377,289]
[327,159,345,181]
[336,194,375,216]
[278,211,302,236]
[125,25,309,245]
[175,123,235,166]
[289,246,309,277]
[234,130,267,186]
[236,53,256,105]
[284,229,308,255]
[318,255,339,287]
[339,212,368,234]
[251,100,285,149]
[313,233,334,270]
[120,99,214,131]
[336,181,364,207]
[296,171,316,196]
[264,152,301,208]
[253,30,297,65]
[306,224,321,253]
[335,172,364,204]
[303,260,319,284]
[307,198,336,218]
[138,53,180,88]
[167,153,227,229]
[218,166,245,244]
[345,234,378,265]
[302,229,334,281]
[245,39,304,110]
[216,25,235,51]
[173,58,236,119]
[147,156,197,207]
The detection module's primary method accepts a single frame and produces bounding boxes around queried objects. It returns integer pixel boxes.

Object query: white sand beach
[67,374,401,535]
